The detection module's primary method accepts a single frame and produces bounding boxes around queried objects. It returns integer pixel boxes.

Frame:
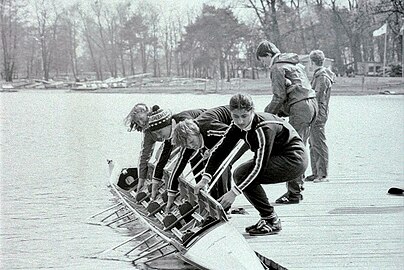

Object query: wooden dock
[229,176,404,269]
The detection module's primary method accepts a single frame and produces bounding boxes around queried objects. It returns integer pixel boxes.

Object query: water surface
[1,91,403,269]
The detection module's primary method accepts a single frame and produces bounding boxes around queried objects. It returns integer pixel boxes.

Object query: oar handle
[207,140,245,193]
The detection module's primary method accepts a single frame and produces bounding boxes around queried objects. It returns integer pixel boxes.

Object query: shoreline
[2,76,403,96]
[2,87,403,96]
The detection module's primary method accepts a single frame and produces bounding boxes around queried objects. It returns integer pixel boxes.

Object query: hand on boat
[136,178,146,192]
[151,182,160,200]
[218,190,236,209]
[194,177,209,194]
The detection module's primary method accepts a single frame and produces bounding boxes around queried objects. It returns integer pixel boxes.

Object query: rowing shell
[88,158,286,270]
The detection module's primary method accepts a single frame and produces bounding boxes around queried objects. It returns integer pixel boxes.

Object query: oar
[183,152,206,178]
[88,202,122,219]
[207,140,245,193]
[100,228,151,255]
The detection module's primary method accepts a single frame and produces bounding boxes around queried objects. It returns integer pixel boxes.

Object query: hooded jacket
[266,53,316,115]
[311,66,335,107]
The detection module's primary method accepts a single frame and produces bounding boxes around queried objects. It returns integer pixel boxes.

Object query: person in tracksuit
[146,106,206,198]
[256,40,317,204]
[166,105,248,212]
[195,93,308,235]
[305,50,335,183]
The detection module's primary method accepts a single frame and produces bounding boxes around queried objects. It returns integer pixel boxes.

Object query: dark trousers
[233,140,308,217]
[286,98,317,195]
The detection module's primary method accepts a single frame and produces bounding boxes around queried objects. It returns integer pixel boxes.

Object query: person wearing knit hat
[256,40,318,204]
[148,105,172,133]
[135,104,174,193]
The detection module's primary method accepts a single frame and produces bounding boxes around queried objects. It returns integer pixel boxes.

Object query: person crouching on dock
[195,93,308,236]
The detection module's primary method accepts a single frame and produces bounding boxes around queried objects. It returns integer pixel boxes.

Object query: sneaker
[248,216,282,236]
[275,193,303,204]
[304,175,317,182]
[245,219,261,233]
[313,177,329,183]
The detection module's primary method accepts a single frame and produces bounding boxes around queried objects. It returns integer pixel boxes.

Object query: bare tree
[79,9,102,80]
[92,0,118,78]
[246,0,281,48]
[1,0,27,81]
[62,4,80,80]
[33,0,63,81]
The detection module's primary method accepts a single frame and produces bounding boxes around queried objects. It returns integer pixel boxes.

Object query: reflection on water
[1,91,403,269]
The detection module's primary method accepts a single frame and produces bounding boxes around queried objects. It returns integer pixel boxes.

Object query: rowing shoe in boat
[88,156,286,270]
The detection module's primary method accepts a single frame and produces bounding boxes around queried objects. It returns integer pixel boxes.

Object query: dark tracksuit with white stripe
[152,109,206,182]
[167,105,247,199]
[203,112,308,218]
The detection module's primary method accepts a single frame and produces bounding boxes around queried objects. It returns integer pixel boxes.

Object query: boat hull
[98,160,281,269]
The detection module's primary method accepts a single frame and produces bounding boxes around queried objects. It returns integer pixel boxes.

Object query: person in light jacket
[306,50,335,183]
[256,40,317,204]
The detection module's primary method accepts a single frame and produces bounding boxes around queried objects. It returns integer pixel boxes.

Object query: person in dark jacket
[306,50,335,183]
[166,105,248,212]
[195,93,308,236]
[147,106,206,198]
[256,40,317,204]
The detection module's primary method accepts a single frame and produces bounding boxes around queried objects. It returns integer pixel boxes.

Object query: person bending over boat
[195,93,308,236]
[166,106,248,213]
[124,103,153,191]
[146,106,206,198]
[125,104,204,193]
[256,40,317,204]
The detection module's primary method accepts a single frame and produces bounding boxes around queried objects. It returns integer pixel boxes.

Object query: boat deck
[229,175,404,269]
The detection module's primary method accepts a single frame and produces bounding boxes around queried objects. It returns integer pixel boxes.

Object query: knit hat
[148,105,172,131]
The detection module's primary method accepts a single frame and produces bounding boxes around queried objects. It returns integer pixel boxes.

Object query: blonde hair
[309,50,325,66]
[124,103,149,131]
[172,119,200,147]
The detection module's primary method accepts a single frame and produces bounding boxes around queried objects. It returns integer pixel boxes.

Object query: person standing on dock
[305,50,335,183]
[256,40,317,204]
[195,93,308,235]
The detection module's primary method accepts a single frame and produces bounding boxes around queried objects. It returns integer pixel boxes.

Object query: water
[1,91,403,270]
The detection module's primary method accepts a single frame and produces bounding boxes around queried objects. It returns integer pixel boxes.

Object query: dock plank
[229,177,404,269]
